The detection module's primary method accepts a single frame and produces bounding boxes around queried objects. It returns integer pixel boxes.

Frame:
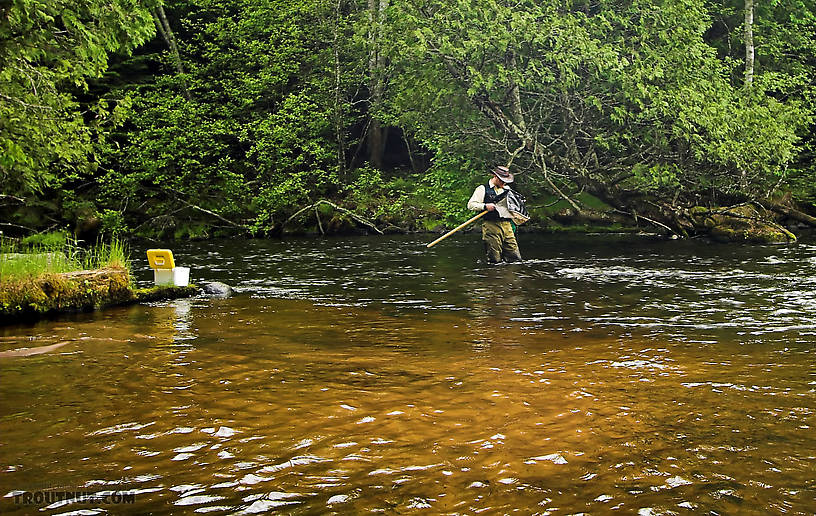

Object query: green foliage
[630,163,681,192]
[0,0,154,197]
[21,231,70,249]
[414,157,484,223]
[705,0,816,94]
[386,0,811,206]
[99,209,127,237]
[2,0,815,236]
[343,167,412,227]
[97,0,356,236]
[347,167,386,195]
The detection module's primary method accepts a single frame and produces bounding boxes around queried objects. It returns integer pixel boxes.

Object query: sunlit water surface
[2,233,816,514]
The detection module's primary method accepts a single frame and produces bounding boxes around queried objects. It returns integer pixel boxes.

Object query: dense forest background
[2,0,815,240]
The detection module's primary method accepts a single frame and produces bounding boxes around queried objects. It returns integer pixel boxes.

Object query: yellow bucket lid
[146,249,175,269]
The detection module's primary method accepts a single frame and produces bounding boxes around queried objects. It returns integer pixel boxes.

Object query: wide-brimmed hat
[492,165,514,184]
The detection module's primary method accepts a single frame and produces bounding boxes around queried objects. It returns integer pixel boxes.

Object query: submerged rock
[0,341,70,358]
[202,281,234,298]
[133,285,199,303]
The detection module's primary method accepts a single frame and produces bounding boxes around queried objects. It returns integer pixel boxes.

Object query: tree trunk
[367,0,389,168]
[368,119,386,168]
[332,0,347,180]
[506,51,527,134]
[758,200,816,227]
[154,6,191,100]
[744,0,754,87]
[402,129,419,173]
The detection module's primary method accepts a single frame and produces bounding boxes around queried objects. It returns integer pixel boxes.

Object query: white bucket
[153,267,190,287]
[154,269,172,286]
[172,267,190,287]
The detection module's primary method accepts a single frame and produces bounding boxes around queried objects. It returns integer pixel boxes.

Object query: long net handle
[426,210,488,248]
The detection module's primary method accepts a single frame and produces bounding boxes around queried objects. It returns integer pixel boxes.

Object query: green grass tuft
[1,233,131,283]
[82,238,131,274]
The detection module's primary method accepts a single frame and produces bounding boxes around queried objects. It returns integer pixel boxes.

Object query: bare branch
[285,200,383,234]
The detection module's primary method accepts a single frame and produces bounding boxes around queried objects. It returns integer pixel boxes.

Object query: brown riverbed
[1,234,815,514]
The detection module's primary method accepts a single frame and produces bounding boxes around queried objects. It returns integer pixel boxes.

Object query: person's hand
[485,203,496,211]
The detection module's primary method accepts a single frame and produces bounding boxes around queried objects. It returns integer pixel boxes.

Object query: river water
[1,233,815,514]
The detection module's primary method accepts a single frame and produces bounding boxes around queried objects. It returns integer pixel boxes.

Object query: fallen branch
[0,222,36,233]
[177,199,250,232]
[135,187,250,234]
[757,200,816,227]
[612,209,678,236]
[632,213,678,236]
[700,204,783,226]
[130,206,187,233]
[285,200,383,234]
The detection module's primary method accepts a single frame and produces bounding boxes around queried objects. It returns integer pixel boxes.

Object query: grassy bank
[0,234,130,319]
[1,232,130,280]
[0,234,196,322]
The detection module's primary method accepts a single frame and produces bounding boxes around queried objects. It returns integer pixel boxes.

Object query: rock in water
[202,281,234,298]
[688,205,797,244]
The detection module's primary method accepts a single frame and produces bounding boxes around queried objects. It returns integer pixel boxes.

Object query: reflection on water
[1,234,816,514]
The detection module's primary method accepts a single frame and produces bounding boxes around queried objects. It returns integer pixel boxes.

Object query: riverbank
[280,207,801,244]
[0,236,201,324]
[0,267,198,324]
[179,191,811,244]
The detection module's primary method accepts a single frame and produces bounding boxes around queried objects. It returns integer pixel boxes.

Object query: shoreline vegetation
[0,234,197,325]
[200,193,808,245]
[3,1,816,251]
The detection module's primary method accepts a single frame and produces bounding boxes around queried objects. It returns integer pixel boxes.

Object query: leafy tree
[3,0,814,238]
[705,0,816,205]
[0,0,154,229]
[385,0,809,230]
[99,0,370,237]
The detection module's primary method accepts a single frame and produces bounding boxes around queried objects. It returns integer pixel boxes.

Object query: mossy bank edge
[1,267,198,325]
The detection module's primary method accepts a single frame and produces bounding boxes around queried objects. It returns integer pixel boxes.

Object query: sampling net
[496,189,530,225]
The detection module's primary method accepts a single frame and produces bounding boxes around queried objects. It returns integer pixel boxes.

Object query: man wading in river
[467,165,522,263]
